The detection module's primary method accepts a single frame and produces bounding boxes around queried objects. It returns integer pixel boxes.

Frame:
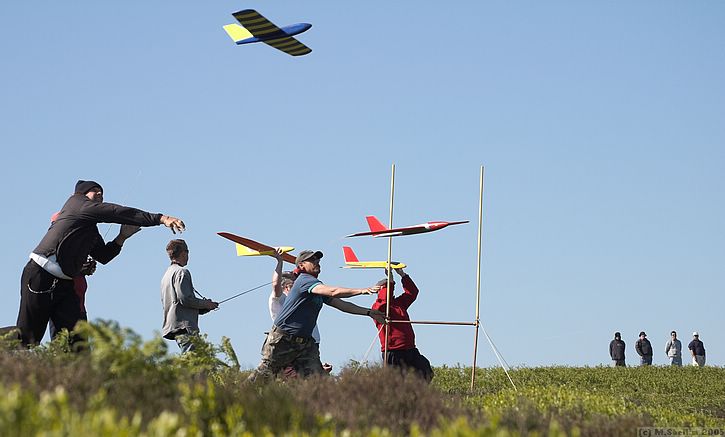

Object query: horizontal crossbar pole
[389,320,478,326]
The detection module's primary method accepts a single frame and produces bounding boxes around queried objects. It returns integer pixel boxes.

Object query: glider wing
[217,232,297,264]
[262,36,311,56]
[232,9,285,38]
[236,244,294,257]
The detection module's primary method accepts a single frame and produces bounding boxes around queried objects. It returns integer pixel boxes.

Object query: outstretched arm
[326,297,386,323]
[311,284,380,298]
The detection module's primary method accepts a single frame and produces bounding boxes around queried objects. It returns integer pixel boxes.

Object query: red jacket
[372,275,418,351]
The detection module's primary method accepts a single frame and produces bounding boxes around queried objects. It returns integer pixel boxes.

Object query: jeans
[640,355,652,366]
[175,333,197,354]
[669,356,682,366]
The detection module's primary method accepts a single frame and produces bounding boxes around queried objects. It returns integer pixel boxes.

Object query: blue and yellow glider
[223,9,312,56]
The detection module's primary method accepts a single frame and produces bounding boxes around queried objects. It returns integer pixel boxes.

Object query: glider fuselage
[347,221,469,238]
[236,23,312,45]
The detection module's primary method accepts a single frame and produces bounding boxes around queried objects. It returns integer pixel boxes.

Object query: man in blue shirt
[688,332,706,367]
[248,250,385,382]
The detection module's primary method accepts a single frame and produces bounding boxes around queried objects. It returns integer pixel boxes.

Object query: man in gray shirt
[160,239,218,353]
[665,330,682,366]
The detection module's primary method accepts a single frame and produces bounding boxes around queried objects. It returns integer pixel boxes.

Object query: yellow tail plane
[223,24,253,43]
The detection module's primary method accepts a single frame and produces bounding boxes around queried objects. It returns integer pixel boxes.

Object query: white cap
[693,331,699,336]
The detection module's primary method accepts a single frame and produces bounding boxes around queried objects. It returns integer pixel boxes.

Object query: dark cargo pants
[247,325,324,383]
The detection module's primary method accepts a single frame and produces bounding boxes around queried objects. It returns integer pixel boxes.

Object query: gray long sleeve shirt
[160,263,209,339]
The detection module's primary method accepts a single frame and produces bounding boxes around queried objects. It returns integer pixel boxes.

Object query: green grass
[0,321,722,436]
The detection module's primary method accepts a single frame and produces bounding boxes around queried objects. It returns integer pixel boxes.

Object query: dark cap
[75,180,103,195]
[639,331,646,337]
[295,250,323,265]
[614,331,621,338]
[376,278,395,288]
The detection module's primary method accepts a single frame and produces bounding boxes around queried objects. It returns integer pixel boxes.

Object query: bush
[1,322,724,436]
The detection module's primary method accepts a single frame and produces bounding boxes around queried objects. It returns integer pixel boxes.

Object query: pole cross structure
[364,165,514,391]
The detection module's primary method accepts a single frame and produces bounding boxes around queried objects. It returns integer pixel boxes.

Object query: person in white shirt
[665,330,682,366]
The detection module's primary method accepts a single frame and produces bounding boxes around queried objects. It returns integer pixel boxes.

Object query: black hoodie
[33,194,162,277]
[609,338,626,360]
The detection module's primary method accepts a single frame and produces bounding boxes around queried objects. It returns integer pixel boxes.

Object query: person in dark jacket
[688,332,706,367]
[609,332,626,366]
[16,179,186,346]
[635,331,653,366]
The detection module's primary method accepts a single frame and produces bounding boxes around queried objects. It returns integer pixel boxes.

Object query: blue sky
[1,1,723,371]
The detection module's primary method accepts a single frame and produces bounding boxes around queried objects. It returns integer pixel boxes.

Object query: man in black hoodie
[609,332,626,367]
[16,180,185,346]
[635,331,653,366]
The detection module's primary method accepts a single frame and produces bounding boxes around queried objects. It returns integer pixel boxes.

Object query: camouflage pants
[247,326,324,383]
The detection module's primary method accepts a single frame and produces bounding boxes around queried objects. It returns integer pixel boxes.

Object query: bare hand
[394,268,406,277]
[368,309,386,324]
[206,300,219,310]
[361,285,381,295]
[161,215,185,234]
[80,258,97,276]
[322,362,333,373]
[273,247,285,261]
[119,224,141,239]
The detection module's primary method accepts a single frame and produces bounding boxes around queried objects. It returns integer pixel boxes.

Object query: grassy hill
[1,321,723,436]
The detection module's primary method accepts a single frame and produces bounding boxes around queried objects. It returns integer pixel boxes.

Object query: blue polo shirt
[274,273,330,338]
[688,339,706,356]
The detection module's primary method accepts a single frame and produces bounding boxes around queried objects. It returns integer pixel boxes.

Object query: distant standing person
[160,239,219,353]
[609,332,626,367]
[635,331,653,366]
[17,180,186,346]
[665,331,682,366]
[688,332,706,367]
[372,268,433,382]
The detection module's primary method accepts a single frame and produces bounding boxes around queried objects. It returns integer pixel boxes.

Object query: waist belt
[30,253,72,280]
[272,325,309,344]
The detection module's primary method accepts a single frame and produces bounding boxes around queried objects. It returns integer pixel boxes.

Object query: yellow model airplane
[218,232,296,264]
[342,246,406,269]
[222,9,312,56]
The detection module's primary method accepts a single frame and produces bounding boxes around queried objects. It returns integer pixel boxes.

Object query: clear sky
[1,1,723,370]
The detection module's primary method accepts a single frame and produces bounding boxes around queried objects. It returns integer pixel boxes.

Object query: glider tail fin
[342,246,359,263]
[366,216,388,232]
[223,24,253,43]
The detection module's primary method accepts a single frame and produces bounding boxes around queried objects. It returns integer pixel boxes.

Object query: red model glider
[217,232,297,265]
[346,216,469,238]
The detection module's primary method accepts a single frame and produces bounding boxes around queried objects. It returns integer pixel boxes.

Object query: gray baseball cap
[295,250,323,265]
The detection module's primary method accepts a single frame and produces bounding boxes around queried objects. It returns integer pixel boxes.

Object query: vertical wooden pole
[471,165,484,390]
[384,164,395,367]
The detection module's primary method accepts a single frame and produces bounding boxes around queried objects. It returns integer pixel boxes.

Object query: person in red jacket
[371,268,433,382]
